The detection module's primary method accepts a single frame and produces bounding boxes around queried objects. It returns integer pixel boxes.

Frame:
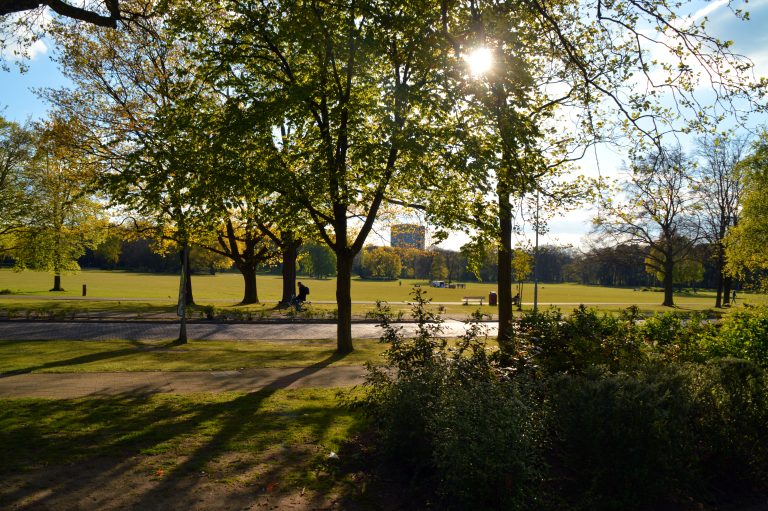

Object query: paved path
[0,320,498,399]
[0,365,368,399]
[0,319,498,341]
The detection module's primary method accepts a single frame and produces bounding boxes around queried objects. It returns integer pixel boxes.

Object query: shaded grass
[0,388,364,491]
[0,339,386,374]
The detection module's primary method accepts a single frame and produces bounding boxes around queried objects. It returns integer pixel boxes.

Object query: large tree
[597,146,702,306]
[182,0,451,353]
[46,0,225,340]
[13,115,106,291]
[695,134,749,307]
[433,0,763,340]
[724,132,768,287]
[0,115,33,249]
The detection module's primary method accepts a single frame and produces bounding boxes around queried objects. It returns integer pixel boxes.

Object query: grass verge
[0,339,385,373]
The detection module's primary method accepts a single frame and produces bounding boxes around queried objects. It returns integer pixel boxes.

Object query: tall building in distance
[390,224,426,250]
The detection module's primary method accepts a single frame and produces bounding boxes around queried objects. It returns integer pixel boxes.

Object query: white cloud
[0,9,52,61]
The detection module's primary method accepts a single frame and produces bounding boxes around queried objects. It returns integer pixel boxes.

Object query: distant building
[391,224,426,250]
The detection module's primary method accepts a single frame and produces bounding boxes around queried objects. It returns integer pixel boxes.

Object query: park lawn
[0,339,386,373]
[1,269,765,317]
[0,388,366,509]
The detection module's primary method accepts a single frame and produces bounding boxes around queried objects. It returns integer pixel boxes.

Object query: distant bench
[462,296,485,306]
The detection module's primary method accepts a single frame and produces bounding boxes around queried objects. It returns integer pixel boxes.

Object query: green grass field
[0,269,765,316]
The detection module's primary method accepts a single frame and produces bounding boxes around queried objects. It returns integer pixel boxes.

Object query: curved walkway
[0,319,497,341]
[0,365,368,399]
[0,320,498,399]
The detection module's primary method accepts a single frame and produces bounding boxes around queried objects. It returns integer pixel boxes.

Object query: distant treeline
[74,234,734,289]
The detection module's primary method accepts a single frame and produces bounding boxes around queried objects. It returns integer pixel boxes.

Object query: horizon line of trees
[8,222,744,293]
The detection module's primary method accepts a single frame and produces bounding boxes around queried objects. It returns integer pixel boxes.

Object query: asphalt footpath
[0,320,498,399]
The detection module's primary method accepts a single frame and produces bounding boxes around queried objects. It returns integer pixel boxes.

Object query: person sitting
[512,293,520,306]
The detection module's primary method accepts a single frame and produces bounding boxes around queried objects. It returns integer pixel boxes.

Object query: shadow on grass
[0,352,363,511]
[0,340,165,377]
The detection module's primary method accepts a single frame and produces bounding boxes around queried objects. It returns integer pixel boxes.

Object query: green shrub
[689,358,768,495]
[430,378,542,510]
[548,364,697,510]
[699,306,768,367]
[640,311,714,362]
[358,290,541,509]
[357,295,768,510]
[506,305,644,373]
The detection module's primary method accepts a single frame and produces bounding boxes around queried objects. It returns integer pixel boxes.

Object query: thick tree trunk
[280,236,300,306]
[336,251,354,354]
[51,274,63,292]
[183,247,194,306]
[662,255,675,307]
[239,264,259,304]
[176,245,189,345]
[497,181,514,350]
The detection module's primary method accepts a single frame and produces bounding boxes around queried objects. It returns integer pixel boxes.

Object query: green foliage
[645,249,704,286]
[358,294,768,509]
[699,306,768,366]
[725,131,768,282]
[505,305,644,372]
[693,359,768,492]
[358,289,542,509]
[298,243,337,279]
[357,247,401,280]
[12,116,107,282]
[549,365,697,510]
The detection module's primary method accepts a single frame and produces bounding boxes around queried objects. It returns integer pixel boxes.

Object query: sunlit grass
[0,388,364,491]
[0,269,765,317]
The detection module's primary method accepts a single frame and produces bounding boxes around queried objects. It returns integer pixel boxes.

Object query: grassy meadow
[0,269,766,317]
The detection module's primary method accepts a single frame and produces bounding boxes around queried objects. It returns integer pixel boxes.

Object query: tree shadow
[0,340,163,377]
[0,352,357,511]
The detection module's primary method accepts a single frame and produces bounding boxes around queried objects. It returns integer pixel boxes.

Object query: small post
[82,284,87,297]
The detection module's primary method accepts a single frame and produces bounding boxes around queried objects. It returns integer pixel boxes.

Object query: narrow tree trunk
[336,251,354,354]
[51,274,63,292]
[662,255,675,307]
[497,181,514,350]
[240,264,259,304]
[280,236,300,306]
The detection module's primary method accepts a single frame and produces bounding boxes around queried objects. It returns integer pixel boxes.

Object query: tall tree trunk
[497,180,514,350]
[336,250,354,354]
[662,254,675,307]
[240,264,259,304]
[183,247,194,306]
[176,244,189,345]
[280,235,300,306]
[51,274,63,291]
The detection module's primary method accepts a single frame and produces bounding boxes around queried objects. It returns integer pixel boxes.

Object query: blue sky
[2,1,767,249]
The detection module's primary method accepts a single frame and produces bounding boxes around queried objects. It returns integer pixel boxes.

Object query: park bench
[462,296,485,306]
